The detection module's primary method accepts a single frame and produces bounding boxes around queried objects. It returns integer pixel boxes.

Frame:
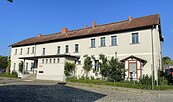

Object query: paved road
[0,77,173,102]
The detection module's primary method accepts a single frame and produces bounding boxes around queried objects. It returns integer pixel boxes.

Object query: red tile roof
[11,14,161,47]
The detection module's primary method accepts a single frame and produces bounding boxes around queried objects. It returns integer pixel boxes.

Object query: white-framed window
[42,48,46,55]
[111,36,117,46]
[27,48,30,54]
[15,49,17,55]
[46,59,48,63]
[91,38,95,48]
[53,59,56,63]
[13,63,16,70]
[49,59,52,63]
[75,44,79,53]
[32,47,35,54]
[57,46,60,54]
[20,48,22,55]
[65,45,69,53]
[100,37,106,47]
[26,62,28,71]
[132,33,139,44]
[42,59,44,63]
[57,58,60,63]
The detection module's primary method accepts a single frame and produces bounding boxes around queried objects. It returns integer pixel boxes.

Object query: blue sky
[0,0,172,59]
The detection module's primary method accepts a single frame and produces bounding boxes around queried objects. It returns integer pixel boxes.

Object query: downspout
[151,25,155,90]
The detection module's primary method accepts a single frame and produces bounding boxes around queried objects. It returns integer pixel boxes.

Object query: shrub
[12,70,18,77]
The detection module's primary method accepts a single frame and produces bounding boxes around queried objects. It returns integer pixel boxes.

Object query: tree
[99,54,125,82]
[83,55,92,78]
[64,62,75,78]
[162,56,173,65]
[107,57,125,82]
[99,54,109,78]
[0,56,8,69]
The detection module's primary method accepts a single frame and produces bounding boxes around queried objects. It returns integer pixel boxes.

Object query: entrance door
[129,62,137,80]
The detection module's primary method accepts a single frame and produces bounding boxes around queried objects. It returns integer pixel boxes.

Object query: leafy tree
[64,62,75,78]
[162,56,173,65]
[107,57,125,82]
[0,56,8,69]
[83,55,92,78]
[18,61,24,73]
[6,58,11,74]
[99,54,125,82]
[99,54,109,78]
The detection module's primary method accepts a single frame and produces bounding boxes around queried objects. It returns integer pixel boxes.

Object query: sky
[0,0,172,59]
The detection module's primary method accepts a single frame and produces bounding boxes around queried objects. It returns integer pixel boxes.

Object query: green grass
[67,78,173,90]
[0,73,17,78]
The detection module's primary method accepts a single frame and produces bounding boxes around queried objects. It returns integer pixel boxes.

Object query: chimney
[38,34,42,37]
[62,28,68,33]
[129,16,133,21]
[84,25,87,28]
[92,21,96,28]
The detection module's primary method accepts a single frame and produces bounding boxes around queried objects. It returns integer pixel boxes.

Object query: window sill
[130,43,140,45]
[89,46,96,48]
[109,45,118,47]
[99,46,106,48]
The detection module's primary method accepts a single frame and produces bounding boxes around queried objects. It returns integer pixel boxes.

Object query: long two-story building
[10,14,164,81]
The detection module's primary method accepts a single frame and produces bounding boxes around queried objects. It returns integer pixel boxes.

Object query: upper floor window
[27,48,30,54]
[91,38,95,48]
[75,44,79,53]
[15,49,17,55]
[42,48,46,55]
[132,33,139,44]
[20,48,22,55]
[32,47,35,54]
[111,36,117,46]
[65,45,69,53]
[57,46,60,54]
[100,37,106,47]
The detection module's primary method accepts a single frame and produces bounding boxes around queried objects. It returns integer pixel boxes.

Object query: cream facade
[10,14,163,81]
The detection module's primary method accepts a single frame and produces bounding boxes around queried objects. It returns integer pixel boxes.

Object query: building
[10,14,164,81]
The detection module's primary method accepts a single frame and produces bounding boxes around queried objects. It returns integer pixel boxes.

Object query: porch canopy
[19,54,80,60]
[120,55,147,65]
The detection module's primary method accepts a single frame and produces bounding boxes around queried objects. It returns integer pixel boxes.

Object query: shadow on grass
[0,84,106,102]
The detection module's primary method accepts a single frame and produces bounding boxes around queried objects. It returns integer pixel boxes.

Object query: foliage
[67,78,173,90]
[11,70,18,77]
[107,57,125,82]
[0,72,17,78]
[99,54,109,78]
[99,54,125,82]
[64,62,75,78]
[0,56,8,69]
[83,55,92,78]
[139,75,152,85]
[6,58,11,74]
[162,56,173,65]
